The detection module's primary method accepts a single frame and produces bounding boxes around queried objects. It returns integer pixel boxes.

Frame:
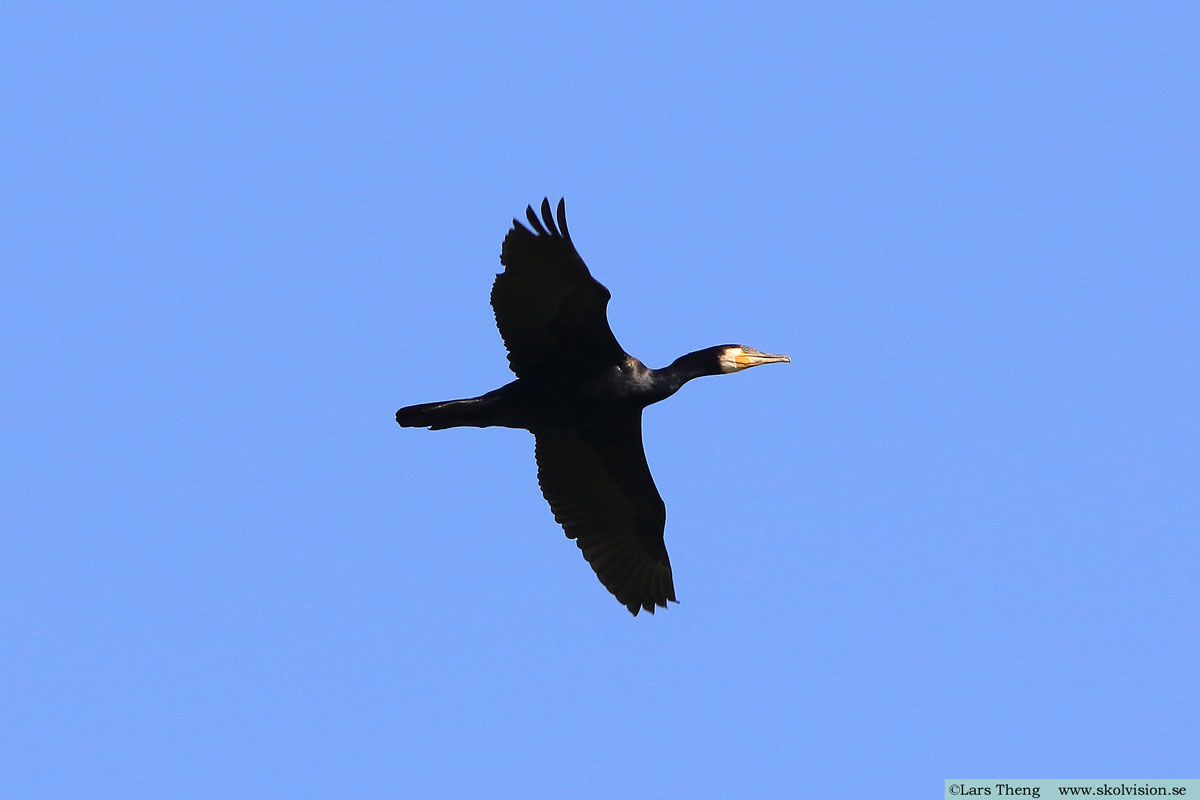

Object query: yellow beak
[735,348,791,370]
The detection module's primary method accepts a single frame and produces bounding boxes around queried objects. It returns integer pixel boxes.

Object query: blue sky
[3,3,1197,797]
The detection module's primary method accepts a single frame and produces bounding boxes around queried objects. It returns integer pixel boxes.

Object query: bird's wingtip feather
[540,198,561,237]
[556,198,571,242]
[525,205,547,235]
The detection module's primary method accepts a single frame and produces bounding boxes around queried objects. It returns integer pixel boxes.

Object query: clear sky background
[3,3,1197,798]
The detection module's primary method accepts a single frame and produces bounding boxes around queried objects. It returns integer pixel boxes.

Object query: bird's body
[397,354,686,431]
[396,199,789,615]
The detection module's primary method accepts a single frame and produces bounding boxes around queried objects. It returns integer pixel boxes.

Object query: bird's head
[715,345,791,374]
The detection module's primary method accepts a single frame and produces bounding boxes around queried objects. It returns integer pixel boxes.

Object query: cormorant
[396,199,789,615]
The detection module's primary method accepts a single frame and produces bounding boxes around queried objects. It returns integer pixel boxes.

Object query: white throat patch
[717,347,746,374]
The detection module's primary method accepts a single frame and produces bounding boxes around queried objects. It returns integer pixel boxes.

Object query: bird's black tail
[395,396,496,430]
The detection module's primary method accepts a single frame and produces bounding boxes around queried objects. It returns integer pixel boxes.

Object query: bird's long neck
[650,348,724,396]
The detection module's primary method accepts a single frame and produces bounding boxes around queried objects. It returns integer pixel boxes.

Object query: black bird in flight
[396,199,789,615]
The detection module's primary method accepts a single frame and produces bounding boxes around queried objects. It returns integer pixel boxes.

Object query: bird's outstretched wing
[492,198,627,379]
[534,412,676,615]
